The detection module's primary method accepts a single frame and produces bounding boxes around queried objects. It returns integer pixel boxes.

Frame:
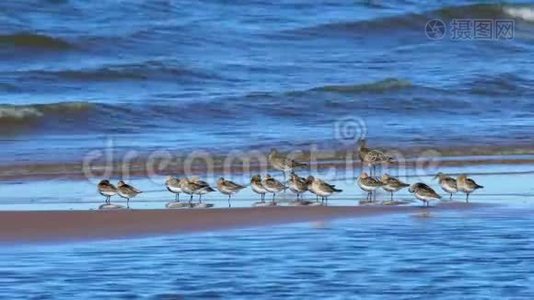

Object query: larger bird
[357,138,394,176]
[457,174,483,203]
[268,149,306,183]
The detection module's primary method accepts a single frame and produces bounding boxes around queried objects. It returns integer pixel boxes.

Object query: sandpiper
[289,172,308,200]
[268,149,307,183]
[217,177,246,207]
[189,177,214,203]
[357,172,383,202]
[457,174,483,203]
[262,174,286,204]
[306,176,320,202]
[97,179,117,204]
[409,182,441,207]
[179,178,200,203]
[307,176,341,205]
[116,180,142,208]
[250,174,268,202]
[357,138,393,176]
[380,174,409,201]
[433,172,458,200]
[165,176,183,202]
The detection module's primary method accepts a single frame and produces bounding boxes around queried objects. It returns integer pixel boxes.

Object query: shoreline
[1,149,534,181]
[0,202,485,244]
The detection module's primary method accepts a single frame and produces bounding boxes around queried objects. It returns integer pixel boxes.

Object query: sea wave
[0,101,93,123]
[309,78,412,94]
[23,61,221,82]
[503,6,534,22]
[292,4,526,36]
[0,32,73,50]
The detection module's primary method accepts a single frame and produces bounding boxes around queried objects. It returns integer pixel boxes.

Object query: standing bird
[457,174,483,203]
[288,172,308,200]
[262,174,286,204]
[268,149,307,183]
[307,176,341,205]
[179,178,199,204]
[306,176,320,202]
[97,179,117,204]
[357,172,383,202]
[409,182,441,207]
[217,177,246,207]
[250,175,268,202]
[380,174,409,201]
[165,176,183,202]
[357,138,394,176]
[189,177,215,203]
[433,172,458,200]
[116,180,142,208]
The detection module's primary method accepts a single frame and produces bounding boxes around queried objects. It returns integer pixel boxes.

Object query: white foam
[504,6,534,22]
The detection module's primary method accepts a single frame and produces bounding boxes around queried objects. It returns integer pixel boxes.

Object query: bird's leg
[390,192,393,201]
[189,194,193,204]
[449,193,452,201]
[228,195,231,208]
[175,193,178,202]
[127,198,130,209]
[199,194,202,203]
[272,193,276,203]
[326,197,328,206]
[316,195,319,202]
[466,193,470,203]
[261,193,265,203]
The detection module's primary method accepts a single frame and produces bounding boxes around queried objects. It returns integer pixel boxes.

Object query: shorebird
[306,176,320,202]
[409,182,441,207]
[165,176,182,202]
[262,174,286,203]
[217,177,246,207]
[288,172,308,200]
[357,172,383,202]
[380,174,409,201]
[268,149,307,183]
[307,176,341,205]
[97,179,117,204]
[189,177,214,203]
[250,174,268,202]
[433,172,457,200]
[116,180,142,208]
[356,138,393,176]
[180,177,213,203]
[457,174,483,203]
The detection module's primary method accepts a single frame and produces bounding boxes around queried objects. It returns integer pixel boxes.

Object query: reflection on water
[1,208,533,299]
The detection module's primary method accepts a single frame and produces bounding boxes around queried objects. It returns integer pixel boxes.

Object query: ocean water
[1,1,534,164]
[1,207,534,299]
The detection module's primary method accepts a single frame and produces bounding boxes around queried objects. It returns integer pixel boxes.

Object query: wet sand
[0,202,483,243]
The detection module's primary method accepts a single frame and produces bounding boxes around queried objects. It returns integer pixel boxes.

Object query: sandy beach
[0,202,483,243]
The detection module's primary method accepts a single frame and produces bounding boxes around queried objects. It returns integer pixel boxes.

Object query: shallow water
[1,207,533,299]
[1,1,534,163]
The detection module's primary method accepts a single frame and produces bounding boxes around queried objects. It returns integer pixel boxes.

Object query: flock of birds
[97,139,484,209]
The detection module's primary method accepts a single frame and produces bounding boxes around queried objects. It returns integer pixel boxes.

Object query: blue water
[1,1,534,163]
[1,207,534,299]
